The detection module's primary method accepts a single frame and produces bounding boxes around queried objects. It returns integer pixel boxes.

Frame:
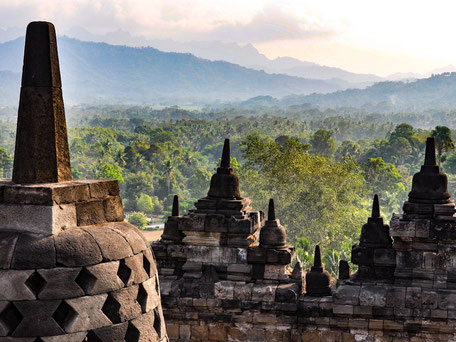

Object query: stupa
[0,21,168,341]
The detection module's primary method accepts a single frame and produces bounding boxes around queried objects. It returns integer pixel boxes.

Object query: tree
[240,134,366,249]
[309,129,336,158]
[0,148,13,178]
[127,212,148,230]
[443,152,456,174]
[97,162,124,183]
[188,168,212,198]
[136,193,155,216]
[431,126,454,166]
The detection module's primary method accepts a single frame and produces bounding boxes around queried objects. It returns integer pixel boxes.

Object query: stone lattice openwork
[0,22,168,341]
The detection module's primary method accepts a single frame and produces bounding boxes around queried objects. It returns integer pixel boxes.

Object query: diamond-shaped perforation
[153,307,161,338]
[85,331,103,342]
[101,293,121,324]
[117,259,132,286]
[75,267,97,293]
[25,271,46,296]
[0,303,23,335]
[52,300,77,330]
[143,254,151,277]
[125,322,140,342]
[137,283,148,313]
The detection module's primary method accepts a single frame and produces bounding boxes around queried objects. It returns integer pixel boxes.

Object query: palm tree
[431,126,454,166]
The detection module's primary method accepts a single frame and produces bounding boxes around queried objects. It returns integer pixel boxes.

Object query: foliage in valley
[0,104,454,276]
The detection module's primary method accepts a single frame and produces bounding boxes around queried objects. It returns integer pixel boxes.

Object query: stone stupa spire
[161,195,185,243]
[259,198,287,250]
[359,194,392,248]
[408,137,450,204]
[207,138,241,199]
[372,194,380,218]
[13,21,72,184]
[172,194,179,217]
[305,245,331,296]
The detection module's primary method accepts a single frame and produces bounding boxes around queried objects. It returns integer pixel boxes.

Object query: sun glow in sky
[1,0,456,76]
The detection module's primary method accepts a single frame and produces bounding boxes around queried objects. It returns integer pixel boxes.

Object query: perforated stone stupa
[0,21,168,341]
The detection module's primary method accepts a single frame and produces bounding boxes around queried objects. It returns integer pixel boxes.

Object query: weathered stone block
[208,324,227,341]
[405,287,422,309]
[12,233,56,269]
[55,228,102,267]
[179,214,205,231]
[76,200,106,226]
[101,286,142,324]
[229,217,252,234]
[0,203,76,235]
[247,247,266,264]
[65,294,111,332]
[374,248,396,266]
[352,245,374,265]
[84,261,124,295]
[214,281,234,300]
[359,285,388,307]
[390,219,416,238]
[182,231,221,246]
[83,226,133,261]
[13,300,65,336]
[90,322,128,342]
[204,214,227,232]
[139,277,160,313]
[332,304,354,315]
[0,270,35,300]
[333,284,360,305]
[38,267,85,300]
[252,284,276,302]
[108,222,147,254]
[86,179,120,198]
[103,196,124,222]
[385,287,406,308]
[42,332,88,342]
[124,253,149,285]
[275,283,299,303]
[0,232,20,269]
[234,282,253,301]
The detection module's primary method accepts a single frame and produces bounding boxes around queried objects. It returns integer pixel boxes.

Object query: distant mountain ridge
[0,36,341,105]
[276,72,456,111]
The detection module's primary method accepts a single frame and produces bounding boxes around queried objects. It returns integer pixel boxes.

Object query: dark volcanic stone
[90,322,129,341]
[12,233,56,269]
[13,22,71,184]
[408,138,450,204]
[83,226,133,261]
[13,300,65,336]
[0,231,20,269]
[305,246,331,297]
[55,228,102,267]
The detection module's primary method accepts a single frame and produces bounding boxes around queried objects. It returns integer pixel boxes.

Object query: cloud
[193,6,332,43]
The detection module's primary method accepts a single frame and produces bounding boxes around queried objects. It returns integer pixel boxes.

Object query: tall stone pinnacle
[313,245,322,269]
[424,137,436,166]
[172,195,179,217]
[221,138,230,168]
[268,198,276,221]
[372,194,380,218]
[12,21,72,184]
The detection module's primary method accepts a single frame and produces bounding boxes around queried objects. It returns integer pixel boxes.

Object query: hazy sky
[1,0,455,76]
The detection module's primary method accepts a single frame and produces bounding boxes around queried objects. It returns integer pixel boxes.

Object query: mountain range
[0,36,344,105]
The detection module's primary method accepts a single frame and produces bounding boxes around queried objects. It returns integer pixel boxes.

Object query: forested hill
[280,73,456,111]
[0,37,340,105]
